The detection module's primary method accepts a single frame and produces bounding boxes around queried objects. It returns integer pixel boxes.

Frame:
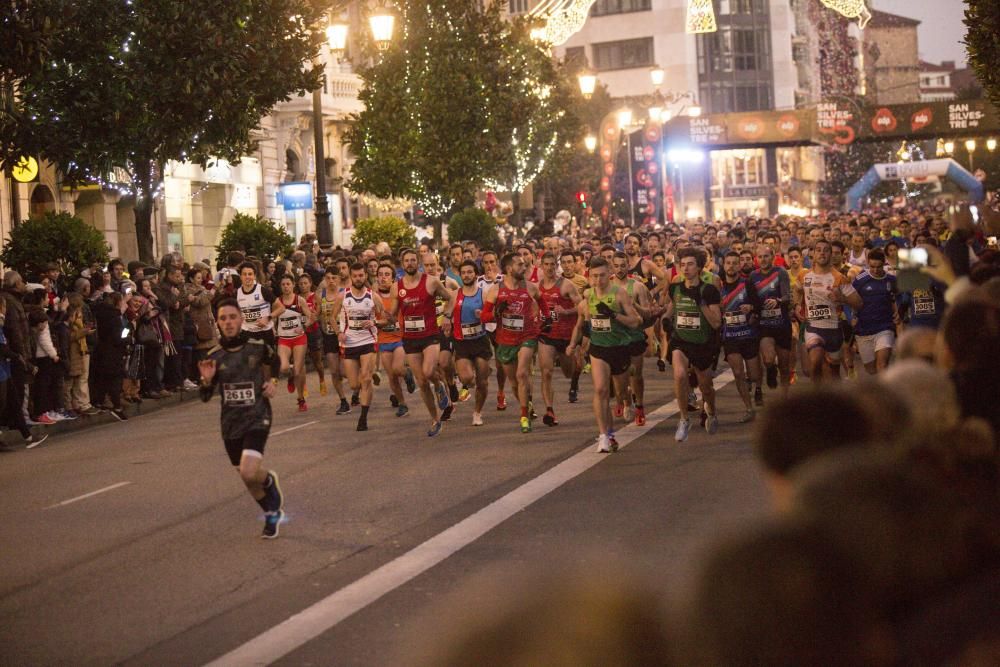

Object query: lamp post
[577,70,597,99]
[965,138,977,171]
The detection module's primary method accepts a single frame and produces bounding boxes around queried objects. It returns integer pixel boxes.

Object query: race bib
[501,314,524,331]
[914,297,935,315]
[404,316,426,332]
[435,301,445,317]
[591,317,611,332]
[348,315,368,330]
[724,312,747,326]
[243,309,261,321]
[223,382,255,406]
[808,304,833,321]
[461,323,484,337]
[760,307,781,320]
[280,318,298,331]
[677,313,700,330]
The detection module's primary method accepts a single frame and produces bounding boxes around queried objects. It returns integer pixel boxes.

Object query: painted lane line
[44,481,133,510]
[205,372,734,667]
[271,421,319,437]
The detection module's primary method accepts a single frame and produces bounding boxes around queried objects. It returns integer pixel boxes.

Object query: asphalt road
[0,363,770,666]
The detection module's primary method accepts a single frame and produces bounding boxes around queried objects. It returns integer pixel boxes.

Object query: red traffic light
[576,191,588,208]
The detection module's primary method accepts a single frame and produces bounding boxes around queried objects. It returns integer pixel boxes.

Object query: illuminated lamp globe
[988,138,997,152]
[965,139,977,152]
[326,22,349,53]
[650,67,665,87]
[617,108,633,129]
[369,7,395,50]
[577,72,597,99]
[584,135,597,153]
[687,105,702,118]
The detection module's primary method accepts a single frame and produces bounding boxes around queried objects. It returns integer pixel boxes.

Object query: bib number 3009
[223,382,256,406]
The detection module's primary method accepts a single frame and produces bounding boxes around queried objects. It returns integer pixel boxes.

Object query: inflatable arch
[846,158,984,211]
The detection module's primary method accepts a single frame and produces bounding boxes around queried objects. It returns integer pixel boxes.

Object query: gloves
[595,302,615,318]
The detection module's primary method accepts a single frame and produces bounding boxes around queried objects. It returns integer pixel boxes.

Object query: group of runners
[197,211,955,537]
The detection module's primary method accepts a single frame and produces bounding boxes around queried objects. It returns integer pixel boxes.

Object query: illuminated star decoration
[818,0,872,28]
[528,0,597,46]
[685,0,717,34]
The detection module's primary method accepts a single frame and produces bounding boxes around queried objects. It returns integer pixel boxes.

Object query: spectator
[107,258,125,293]
[92,291,130,421]
[1,271,37,444]
[29,308,61,424]
[135,278,169,400]
[186,266,218,378]
[64,294,98,416]
[154,267,187,392]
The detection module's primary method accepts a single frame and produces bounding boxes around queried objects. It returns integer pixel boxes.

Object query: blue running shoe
[434,383,449,410]
[427,420,443,437]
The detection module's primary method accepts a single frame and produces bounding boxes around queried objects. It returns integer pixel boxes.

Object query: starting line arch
[846,158,984,210]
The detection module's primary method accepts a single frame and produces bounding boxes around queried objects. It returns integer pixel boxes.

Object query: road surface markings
[44,481,133,510]
[205,372,735,666]
[271,421,319,437]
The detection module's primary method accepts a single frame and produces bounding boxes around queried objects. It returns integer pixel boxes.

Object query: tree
[0,211,109,289]
[447,208,501,251]
[214,213,294,264]
[12,0,323,262]
[965,1,1000,109]
[350,216,417,254]
[346,1,581,239]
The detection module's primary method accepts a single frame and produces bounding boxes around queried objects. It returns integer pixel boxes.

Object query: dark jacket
[93,302,129,377]
[154,281,186,341]
[1,288,32,371]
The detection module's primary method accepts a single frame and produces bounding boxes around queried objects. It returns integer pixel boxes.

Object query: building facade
[919,60,957,102]
[863,9,920,105]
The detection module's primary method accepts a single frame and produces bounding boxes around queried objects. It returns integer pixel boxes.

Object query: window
[591,0,652,17]
[508,0,530,14]
[593,37,655,71]
[564,46,587,70]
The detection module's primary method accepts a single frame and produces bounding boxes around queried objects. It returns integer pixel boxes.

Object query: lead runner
[198,298,285,539]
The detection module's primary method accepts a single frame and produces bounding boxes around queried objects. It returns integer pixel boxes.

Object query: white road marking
[44,481,133,510]
[271,421,319,437]
[205,372,735,666]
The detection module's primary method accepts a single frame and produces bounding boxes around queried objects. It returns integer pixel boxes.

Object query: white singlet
[237,283,272,332]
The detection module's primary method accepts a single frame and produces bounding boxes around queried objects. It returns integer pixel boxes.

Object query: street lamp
[369,3,395,50]
[617,108,633,129]
[577,71,597,99]
[966,138,977,171]
[650,66,665,87]
[648,105,663,124]
[687,104,702,117]
[944,140,955,155]
[326,21,349,55]
[584,134,597,153]
[988,138,997,152]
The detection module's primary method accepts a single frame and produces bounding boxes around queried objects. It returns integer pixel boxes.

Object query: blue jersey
[719,278,758,340]
[455,286,487,340]
[852,271,897,335]
[898,282,945,329]
[749,267,790,328]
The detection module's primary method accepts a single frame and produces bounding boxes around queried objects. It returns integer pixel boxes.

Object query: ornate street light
[965,138,977,153]
[584,134,597,153]
[617,108,633,129]
[944,140,955,155]
[648,106,663,124]
[577,71,597,99]
[369,3,395,50]
[650,66,665,87]
[326,20,349,55]
[988,138,997,152]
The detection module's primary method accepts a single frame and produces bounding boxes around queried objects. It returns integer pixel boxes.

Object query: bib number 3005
[223,382,256,406]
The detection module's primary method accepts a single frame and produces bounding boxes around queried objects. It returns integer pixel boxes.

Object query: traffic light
[576,191,588,209]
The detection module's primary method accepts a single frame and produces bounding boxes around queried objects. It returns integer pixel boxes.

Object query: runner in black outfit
[198,299,286,539]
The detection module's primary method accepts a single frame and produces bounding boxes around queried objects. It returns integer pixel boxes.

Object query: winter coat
[187,285,218,350]
[68,317,88,377]
[93,302,129,377]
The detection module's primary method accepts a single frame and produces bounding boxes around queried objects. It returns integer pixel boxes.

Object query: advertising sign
[278,182,313,211]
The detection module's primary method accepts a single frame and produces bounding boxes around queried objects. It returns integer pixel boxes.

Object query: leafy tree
[447,208,501,251]
[965,1,1000,108]
[0,211,109,289]
[11,0,324,262]
[214,213,294,264]
[346,1,581,238]
[350,216,417,254]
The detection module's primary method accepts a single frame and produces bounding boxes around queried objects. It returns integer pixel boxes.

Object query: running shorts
[495,339,538,365]
[224,430,268,467]
[626,339,647,358]
[322,332,340,355]
[668,339,718,372]
[402,335,440,355]
[856,330,895,365]
[342,343,376,360]
[277,334,307,349]
[758,324,793,351]
[723,337,760,360]
[538,334,570,356]
[454,336,493,361]
[378,341,403,354]
[805,325,844,359]
[306,329,322,353]
[589,343,631,376]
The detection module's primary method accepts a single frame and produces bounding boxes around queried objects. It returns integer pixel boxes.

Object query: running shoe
[766,364,778,389]
[635,406,646,426]
[608,431,620,452]
[351,392,360,406]
[583,362,591,374]
[705,413,719,434]
[298,398,308,412]
[738,409,755,423]
[265,471,284,511]
[568,388,578,403]
[45,411,67,422]
[427,420,443,437]
[754,386,764,407]
[287,377,295,394]
[542,410,558,427]
[520,416,532,433]
[622,404,634,423]
[109,409,128,422]
[404,369,416,394]
[657,359,666,372]
[356,417,368,431]
[372,373,381,386]
[596,434,611,453]
[458,387,471,402]
[687,391,699,412]
[25,433,49,449]
[262,509,284,539]
[441,404,454,422]
[336,399,351,415]
[319,381,328,396]
[60,410,79,421]
[529,402,538,421]
[395,404,409,418]
[183,379,199,391]
[496,391,507,411]
[36,414,56,425]
[434,383,449,410]
[390,394,399,408]
[675,418,691,442]
[82,407,102,416]
[472,412,483,426]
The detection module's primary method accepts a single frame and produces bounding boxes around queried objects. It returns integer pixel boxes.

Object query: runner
[330,263,384,431]
[749,245,793,401]
[375,263,413,418]
[482,252,541,434]
[611,252,660,426]
[537,252,582,427]
[795,239,863,383]
[318,267,350,414]
[665,248,723,442]
[235,262,278,376]
[624,232,668,290]
[273,274,313,411]
[387,248,455,437]
[297,273,326,397]
[198,299,285,539]
[566,257,642,453]
[423,253,461,407]
[477,250,507,410]
[719,251,761,422]
[452,260,492,426]
[558,250,589,402]
[851,248,899,375]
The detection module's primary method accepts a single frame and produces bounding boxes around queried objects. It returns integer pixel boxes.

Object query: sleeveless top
[453,287,487,340]
[303,292,319,333]
[376,287,402,344]
[627,258,654,290]
[720,279,756,341]
[317,286,341,336]
[276,295,306,339]
[398,273,439,339]
[670,282,712,345]
[538,279,577,341]
[341,288,378,348]
[750,267,790,328]
[621,279,648,342]
[477,273,503,332]
[588,287,632,348]
[237,283,271,332]
[495,282,538,346]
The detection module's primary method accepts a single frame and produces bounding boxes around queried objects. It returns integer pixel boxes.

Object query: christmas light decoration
[528,0,597,46]
[818,0,872,28]
[685,0,717,34]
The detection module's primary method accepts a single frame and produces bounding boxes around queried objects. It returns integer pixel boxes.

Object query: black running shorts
[224,430,269,467]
